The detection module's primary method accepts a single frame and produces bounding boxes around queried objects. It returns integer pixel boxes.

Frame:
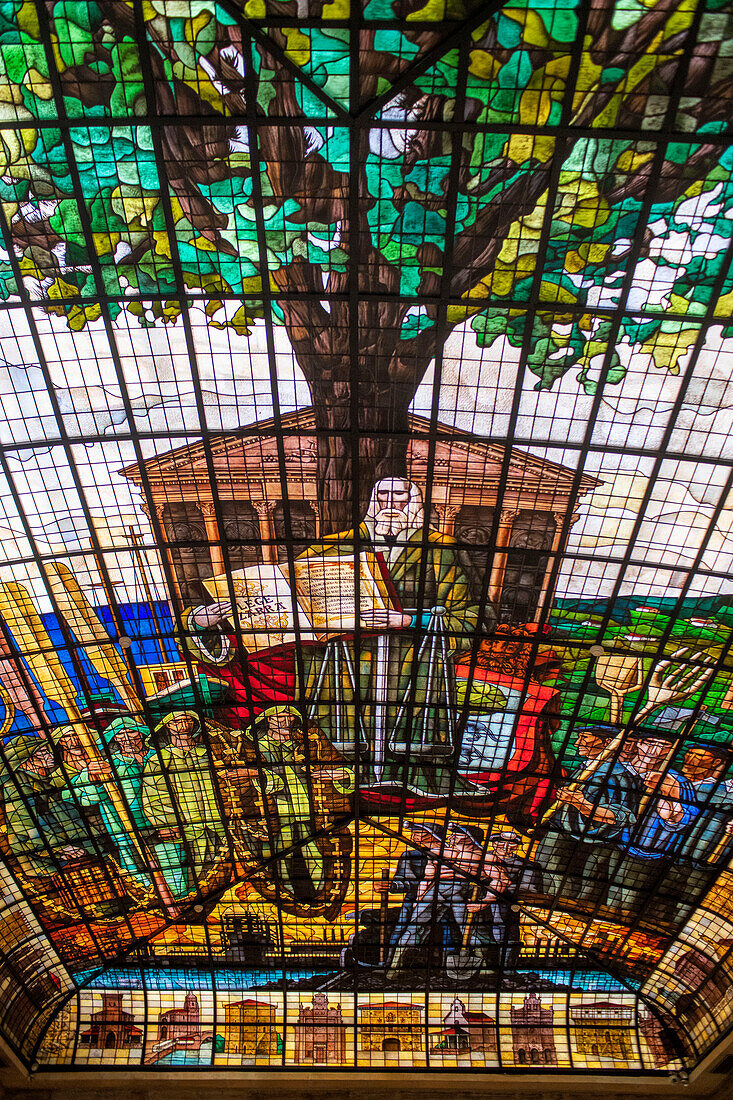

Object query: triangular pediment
[122,408,599,497]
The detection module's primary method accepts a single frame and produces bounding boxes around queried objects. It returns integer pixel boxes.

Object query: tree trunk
[276,265,432,535]
[309,376,416,535]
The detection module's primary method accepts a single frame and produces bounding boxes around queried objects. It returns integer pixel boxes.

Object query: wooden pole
[91,542,125,641]
[127,526,167,662]
[634,709,706,820]
[90,540,139,691]
[462,884,481,949]
[539,726,628,825]
[378,868,390,965]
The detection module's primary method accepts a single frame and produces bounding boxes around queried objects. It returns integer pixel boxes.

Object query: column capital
[253,499,277,517]
[499,509,520,525]
[139,501,167,520]
[199,501,219,519]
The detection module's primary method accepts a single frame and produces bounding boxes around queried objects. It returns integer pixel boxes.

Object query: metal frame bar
[0,0,730,1078]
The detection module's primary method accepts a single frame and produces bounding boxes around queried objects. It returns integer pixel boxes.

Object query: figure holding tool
[0,578,181,918]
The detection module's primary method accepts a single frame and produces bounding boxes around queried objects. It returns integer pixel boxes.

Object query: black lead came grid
[0,0,728,1078]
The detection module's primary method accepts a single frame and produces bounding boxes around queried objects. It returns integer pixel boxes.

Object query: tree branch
[448,165,553,300]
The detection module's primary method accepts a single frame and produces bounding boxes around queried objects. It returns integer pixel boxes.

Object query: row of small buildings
[78,991,674,1066]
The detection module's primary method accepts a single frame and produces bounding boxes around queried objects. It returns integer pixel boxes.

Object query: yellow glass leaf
[505,132,556,164]
[22,68,53,100]
[321,0,350,16]
[643,328,699,372]
[468,50,499,81]
[191,235,218,252]
[616,149,654,173]
[283,27,310,67]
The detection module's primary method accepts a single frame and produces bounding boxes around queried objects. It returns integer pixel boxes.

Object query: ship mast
[126,526,167,663]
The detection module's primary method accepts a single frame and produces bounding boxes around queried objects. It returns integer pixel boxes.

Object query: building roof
[121,408,601,504]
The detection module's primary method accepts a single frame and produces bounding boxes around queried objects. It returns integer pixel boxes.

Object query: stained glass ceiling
[0,0,733,1084]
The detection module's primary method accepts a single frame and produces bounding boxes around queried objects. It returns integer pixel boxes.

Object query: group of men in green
[1,712,226,900]
[1,702,356,910]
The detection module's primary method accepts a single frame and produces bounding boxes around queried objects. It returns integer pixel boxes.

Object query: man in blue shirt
[606,731,697,924]
[532,724,643,906]
[678,743,733,864]
[658,742,733,921]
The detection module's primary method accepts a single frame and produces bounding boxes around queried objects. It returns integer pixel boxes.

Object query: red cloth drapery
[452,667,560,823]
[194,637,297,726]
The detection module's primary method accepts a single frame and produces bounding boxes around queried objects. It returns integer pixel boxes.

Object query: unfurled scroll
[203,551,398,653]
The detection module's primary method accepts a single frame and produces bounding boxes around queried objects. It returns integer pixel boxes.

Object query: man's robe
[1,737,93,876]
[182,607,297,726]
[142,742,228,897]
[68,749,156,886]
[298,522,480,804]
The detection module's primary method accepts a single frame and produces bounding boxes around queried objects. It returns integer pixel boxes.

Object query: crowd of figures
[538,727,733,920]
[0,478,732,981]
[0,707,355,915]
[350,728,733,985]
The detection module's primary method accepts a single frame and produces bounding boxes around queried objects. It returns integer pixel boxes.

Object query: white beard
[373,508,409,537]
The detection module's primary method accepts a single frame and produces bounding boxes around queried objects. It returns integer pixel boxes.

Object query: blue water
[519,969,633,992]
[157,1041,214,1066]
[84,966,331,991]
[79,965,626,993]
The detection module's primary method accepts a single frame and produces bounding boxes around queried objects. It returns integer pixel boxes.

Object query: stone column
[434,503,461,536]
[142,501,185,611]
[487,509,519,607]
[533,511,576,621]
[200,502,225,576]
[254,500,278,564]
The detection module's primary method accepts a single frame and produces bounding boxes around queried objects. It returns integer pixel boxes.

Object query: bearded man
[298,478,482,807]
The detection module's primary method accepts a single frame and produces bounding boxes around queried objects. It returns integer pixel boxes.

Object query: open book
[203,551,399,653]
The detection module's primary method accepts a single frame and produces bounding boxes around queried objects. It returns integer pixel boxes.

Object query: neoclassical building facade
[123,409,599,623]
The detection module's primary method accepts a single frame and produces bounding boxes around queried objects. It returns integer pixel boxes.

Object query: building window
[161,502,212,606]
[499,511,556,623]
[454,505,495,577]
[221,501,262,568]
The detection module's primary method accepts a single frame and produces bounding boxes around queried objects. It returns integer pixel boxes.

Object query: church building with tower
[157,991,201,1045]
[509,993,558,1066]
[294,993,346,1063]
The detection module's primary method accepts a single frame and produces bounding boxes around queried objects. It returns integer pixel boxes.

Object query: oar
[0,582,179,915]
[539,726,627,825]
[45,562,140,713]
